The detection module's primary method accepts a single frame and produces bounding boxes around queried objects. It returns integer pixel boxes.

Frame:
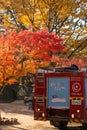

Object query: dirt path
[0,100,57,130]
[0,100,84,130]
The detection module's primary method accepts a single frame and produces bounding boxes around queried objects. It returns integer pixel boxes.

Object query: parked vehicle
[34,65,87,128]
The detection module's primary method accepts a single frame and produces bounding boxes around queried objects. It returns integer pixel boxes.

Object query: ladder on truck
[34,71,46,120]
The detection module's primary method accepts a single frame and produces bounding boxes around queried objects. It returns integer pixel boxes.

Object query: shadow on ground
[59,126,85,130]
[0,100,33,116]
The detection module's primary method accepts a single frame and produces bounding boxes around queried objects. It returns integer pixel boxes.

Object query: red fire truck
[34,65,87,128]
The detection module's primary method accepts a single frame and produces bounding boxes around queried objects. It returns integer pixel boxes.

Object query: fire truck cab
[34,65,87,128]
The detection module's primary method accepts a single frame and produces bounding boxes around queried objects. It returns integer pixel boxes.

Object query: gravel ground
[0,100,83,130]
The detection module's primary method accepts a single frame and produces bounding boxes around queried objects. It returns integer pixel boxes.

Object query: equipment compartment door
[47,78,70,109]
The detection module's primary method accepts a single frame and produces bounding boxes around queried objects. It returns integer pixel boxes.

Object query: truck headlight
[42,113,45,117]
[37,108,40,111]
[71,114,74,118]
[77,109,80,113]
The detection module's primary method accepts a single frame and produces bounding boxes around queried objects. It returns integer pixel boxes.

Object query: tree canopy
[0,0,87,57]
[0,0,86,90]
[0,29,65,87]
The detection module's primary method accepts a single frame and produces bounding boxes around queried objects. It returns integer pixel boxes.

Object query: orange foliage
[0,29,65,86]
[7,79,18,85]
[51,56,87,68]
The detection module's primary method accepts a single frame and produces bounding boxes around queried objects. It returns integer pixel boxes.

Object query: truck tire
[50,120,68,128]
[50,119,60,127]
[60,121,68,128]
[50,120,54,125]
[53,120,60,127]
[83,123,87,129]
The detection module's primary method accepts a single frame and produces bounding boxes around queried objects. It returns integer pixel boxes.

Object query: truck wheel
[50,120,68,128]
[50,120,54,125]
[53,120,60,127]
[50,120,60,127]
[60,121,68,128]
[83,123,87,129]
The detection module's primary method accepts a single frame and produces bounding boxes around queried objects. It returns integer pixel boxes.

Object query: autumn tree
[0,0,87,58]
[0,29,65,93]
[36,0,87,58]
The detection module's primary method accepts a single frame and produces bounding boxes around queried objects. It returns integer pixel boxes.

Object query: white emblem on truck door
[72,82,81,93]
